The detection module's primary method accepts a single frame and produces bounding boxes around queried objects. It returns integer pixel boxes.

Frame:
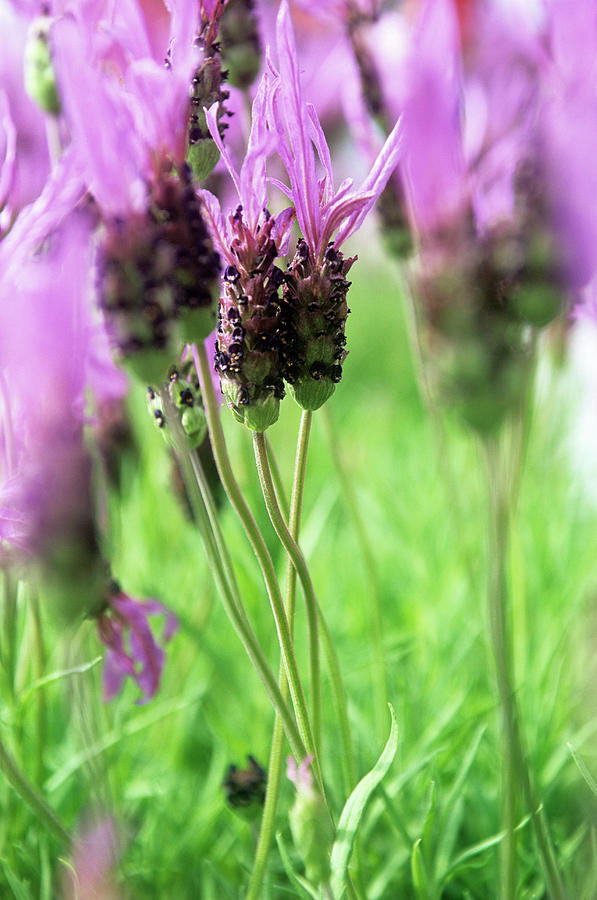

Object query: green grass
[2,247,597,898]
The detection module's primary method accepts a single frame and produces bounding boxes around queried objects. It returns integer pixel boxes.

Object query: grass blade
[330,704,399,899]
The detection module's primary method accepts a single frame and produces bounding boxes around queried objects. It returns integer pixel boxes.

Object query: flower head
[199,78,294,430]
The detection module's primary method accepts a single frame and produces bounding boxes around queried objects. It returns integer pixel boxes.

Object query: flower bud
[287,756,333,887]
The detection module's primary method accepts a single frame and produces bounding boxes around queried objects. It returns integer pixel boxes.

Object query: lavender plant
[1,0,597,897]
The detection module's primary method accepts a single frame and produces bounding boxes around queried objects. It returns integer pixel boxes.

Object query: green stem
[485,438,567,900]
[252,429,359,798]
[192,343,317,774]
[485,438,518,900]
[247,411,312,900]
[252,427,364,898]
[322,406,388,739]
[3,571,18,700]
[265,434,290,521]
[0,735,70,846]
[160,389,305,763]
[30,592,46,786]
[253,430,322,752]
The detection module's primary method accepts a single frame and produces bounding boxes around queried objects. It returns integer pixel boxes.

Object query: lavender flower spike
[268,0,402,409]
[199,75,295,431]
[97,582,178,704]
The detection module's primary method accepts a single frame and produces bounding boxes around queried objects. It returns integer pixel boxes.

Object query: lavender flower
[267,0,402,409]
[97,582,178,704]
[0,205,120,611]
[52,4,221,382]
[398,0,597,431]
[201,76,294,430]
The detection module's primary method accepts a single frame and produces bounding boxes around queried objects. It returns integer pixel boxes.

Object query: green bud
[24,18,60,116]
[287,758,333,886]
[222,381,280,431]
[510,280,562,326]
[290,378,335,412]
[181,406,206,447]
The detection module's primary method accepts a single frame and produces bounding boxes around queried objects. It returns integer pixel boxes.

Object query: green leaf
[276,832,321,900]
[568,742,597,798]
[421,780,437,867]
[19,657,102,705]
[0,860,32,900]
[411,838,432,900]
[330,703,399,899]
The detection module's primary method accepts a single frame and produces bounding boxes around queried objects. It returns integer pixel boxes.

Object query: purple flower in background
[0,205,124,565]
[62,816,123,900]
[98,582,178,704]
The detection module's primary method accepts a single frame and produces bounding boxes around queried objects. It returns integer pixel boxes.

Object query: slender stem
[485,437,567,900]
[252,430,359,799]
[322,406,388,739]
[192,343,318,775]
[0,735,70,846]
[160,389,305,763]
[253,430,322,752]
[485,438,518,900]
[187,447,250,632]
[247,411,312,900]
[3,570,18,700]
[30,591,46,786]
[265,434,290,521]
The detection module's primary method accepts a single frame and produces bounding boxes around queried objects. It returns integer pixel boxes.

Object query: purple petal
[272,0,321,252]
[52,16,145,216]
[399,0,467,235]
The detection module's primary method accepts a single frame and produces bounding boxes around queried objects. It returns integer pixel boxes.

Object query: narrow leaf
[20,658,102,704]
[411,838,432,900]
[330,703,399,899]
[568,742,597,798]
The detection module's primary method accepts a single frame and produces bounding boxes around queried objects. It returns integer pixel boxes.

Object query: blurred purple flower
[0,199,125,564]
[399,0,597,297]
[62,816,123,900]
[98,584,178,704]
[51,0,199,217]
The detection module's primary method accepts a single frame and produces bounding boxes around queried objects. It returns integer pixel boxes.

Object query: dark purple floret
[213,208,286,430]
[279,239,354,410]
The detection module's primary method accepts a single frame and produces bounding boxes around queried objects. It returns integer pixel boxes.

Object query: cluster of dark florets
[223,755,267,814]
[279,239,354,411]
[186,2,232,180]
[214,207,287,430]
[98,165,220,382]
